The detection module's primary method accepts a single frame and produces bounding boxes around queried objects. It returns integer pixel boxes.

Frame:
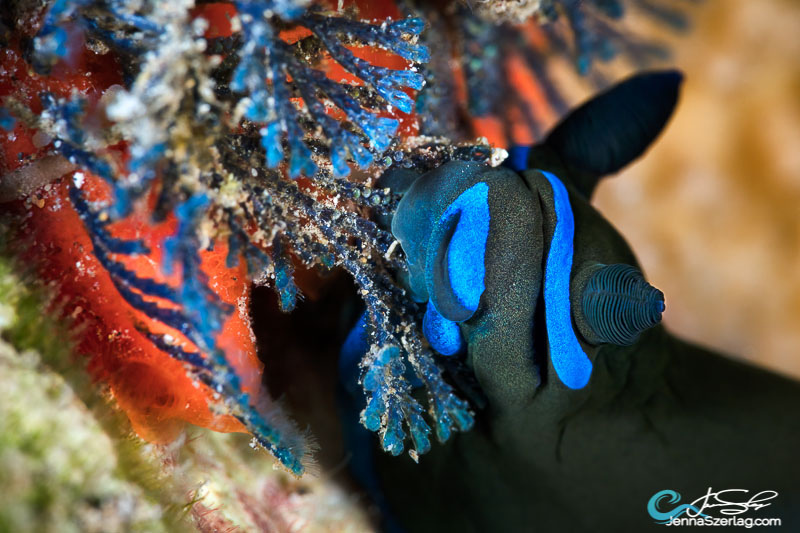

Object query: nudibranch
[384,70,680,400]
[338,71,683,528]
[352,66,800,533]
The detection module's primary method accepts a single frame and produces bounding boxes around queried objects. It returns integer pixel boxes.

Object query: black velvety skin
[368,71,800,532]
[375,329,800,532]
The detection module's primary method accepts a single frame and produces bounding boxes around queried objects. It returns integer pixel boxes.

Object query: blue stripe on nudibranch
[540,170,593,389]
[440,182,490,314]
[423,302,465,356]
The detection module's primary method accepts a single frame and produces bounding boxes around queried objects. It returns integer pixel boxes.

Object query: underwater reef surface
[0,252,373,532]
[0,256,180,533]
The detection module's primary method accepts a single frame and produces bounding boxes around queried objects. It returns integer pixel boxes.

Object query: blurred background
[593,0,800,378]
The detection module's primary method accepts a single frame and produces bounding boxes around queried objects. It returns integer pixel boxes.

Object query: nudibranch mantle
[436,182,490,315]
[539,170,593,390]
[392,162,497,315]
[420,181,490,356]
[351,70,681,461]
[423,302,465,357]
[397,162,593,389]
[392,159,596,394]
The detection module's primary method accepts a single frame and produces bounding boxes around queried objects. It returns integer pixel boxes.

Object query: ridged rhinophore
[581,264,665,346]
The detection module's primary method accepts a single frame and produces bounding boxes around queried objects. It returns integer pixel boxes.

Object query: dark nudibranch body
[391,161,544,405]
[387,71,683,397]
[392,160,667,392]
[339,69,800,533]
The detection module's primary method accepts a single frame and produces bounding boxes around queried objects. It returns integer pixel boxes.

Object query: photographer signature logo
[647,488,781,527]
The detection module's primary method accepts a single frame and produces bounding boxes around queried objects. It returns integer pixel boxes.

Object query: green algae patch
[0,250,373,532]
[0,256,190,533]
[0,344,172,532]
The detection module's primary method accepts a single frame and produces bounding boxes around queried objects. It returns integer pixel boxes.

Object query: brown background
[593,0,800,378]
